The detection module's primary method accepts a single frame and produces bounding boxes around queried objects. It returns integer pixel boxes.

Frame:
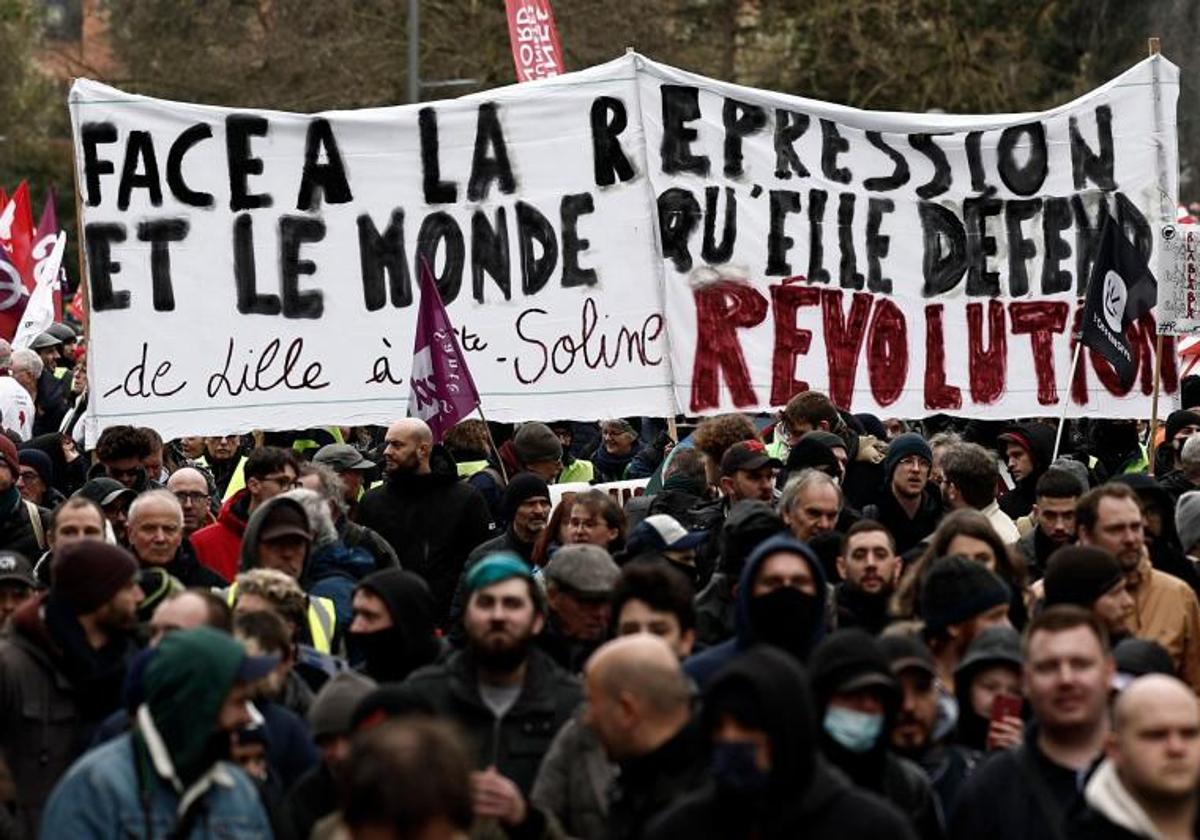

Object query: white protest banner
[548,478,649,508]
[1156,222,1200,335]
[70,52,1180,443]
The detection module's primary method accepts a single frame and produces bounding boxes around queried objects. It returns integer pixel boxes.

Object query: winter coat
[0,491,49,560]
[357,450,493,625]
[278,762,338,840]
[997,423,1056,520]
[684,534,828,689]
[1122,554,1200,690]
[380,647,581,795]
[862,485,944,557]
[608,719,708,840]
[339,517,399,571]
[40,728,270,839]
[1067,757,1200,839]
[190,489,251,582]
[530,714,615,840]
[693,572,736,650]
[158,540,230,588]
[0,593,137,837]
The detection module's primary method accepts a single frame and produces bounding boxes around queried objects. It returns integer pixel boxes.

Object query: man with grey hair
[0,346,34,440]
[297,462,397,571]
[779,468,843,543]
[128,488,227,587]
[940,441,1020,543]
[1163,433,1200,505]
[540,543,621,672]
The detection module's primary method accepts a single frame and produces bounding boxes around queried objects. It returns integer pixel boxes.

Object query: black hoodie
[356,446,493,625]
[998,423,1056,519]
[647,646,916,840]
[349,569,442,683]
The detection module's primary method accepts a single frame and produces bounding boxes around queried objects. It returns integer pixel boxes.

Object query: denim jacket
[40,706,270,839]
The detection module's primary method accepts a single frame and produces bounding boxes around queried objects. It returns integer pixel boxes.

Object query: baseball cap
[259,502,312,542]
[237,650,282,684]
[76,477,137,508]
[0,551,35,588]
[720,440,782,476]
[628,514,707,553]
[313,444,375,472]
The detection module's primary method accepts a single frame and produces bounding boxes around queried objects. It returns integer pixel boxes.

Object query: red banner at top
[505,0,564,82]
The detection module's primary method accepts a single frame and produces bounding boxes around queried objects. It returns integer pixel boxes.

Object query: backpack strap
[24,501,46,552]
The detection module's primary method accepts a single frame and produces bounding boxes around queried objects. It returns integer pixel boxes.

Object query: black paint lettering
[1004,199,1041,296]
[919,201,967,296]
[515,201,558,296]
[1041,197,1074,295]
[964,192,1003,296]
[909,133,951,199]
[997,122,1048,196]
[820,119,852,184]
[767,190,802,276]
[561,193,597,288]
[226,114,273,211]
[117,131,162,211]
[966,130,989,193]
[467,103,516,202]
[837,193,862,289]
[701,187,736,264]
[137,218,189,311]
[863,131,909,192]
[657,188,700,272]
[1072,193,1110,292]
[866,197,894,293]
[1070,105,1116,191]
[807,189,830,284]
[723,98,766,177]
[471,207,510,302]
[773,109,810,179]
[166,123,214,207]
[233,214,281,315]
[660,86,709,176]
[296,118,353,211]
[419,107,457,204]
[357,210,411,311]
[81,122,117,207]
[590,96,636,187]
[279,216,325,318]
[84,223,130,310]
[416,212,465,303]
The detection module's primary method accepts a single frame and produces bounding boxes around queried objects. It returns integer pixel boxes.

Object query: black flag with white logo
[1079,217,1157,390]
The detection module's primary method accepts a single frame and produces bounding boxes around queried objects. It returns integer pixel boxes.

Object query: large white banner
[70,52,1180,442]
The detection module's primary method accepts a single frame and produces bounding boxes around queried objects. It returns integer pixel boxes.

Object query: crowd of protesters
[1,324,1200,838]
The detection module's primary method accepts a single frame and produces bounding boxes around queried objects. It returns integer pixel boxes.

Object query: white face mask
[823,706,884,753]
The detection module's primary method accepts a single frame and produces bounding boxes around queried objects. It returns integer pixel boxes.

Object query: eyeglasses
[260,474,300,489]
[16,470,40,484]
[173,491,209,506]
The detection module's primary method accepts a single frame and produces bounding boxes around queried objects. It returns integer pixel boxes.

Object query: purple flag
[408,258,480,440]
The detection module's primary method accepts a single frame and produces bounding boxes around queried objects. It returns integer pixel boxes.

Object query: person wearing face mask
[620,513,709,587]
[347,568,441,683]
[647,645,916,840]
[684,533,828,689]
[810,629,945,840]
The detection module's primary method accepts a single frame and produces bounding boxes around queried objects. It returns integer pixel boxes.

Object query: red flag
[408,259,480,441]
[34,189,64,319]
[0,247,29,341]
[1,182,36,291]
[505,0,565,82]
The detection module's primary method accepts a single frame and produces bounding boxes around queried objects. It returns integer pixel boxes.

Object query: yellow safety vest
[223,581,337,654]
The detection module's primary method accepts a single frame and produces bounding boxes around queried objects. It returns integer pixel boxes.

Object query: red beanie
[0,436,17,473]
[51,542,139,615]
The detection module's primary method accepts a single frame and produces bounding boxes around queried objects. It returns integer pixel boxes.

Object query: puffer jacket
[530,714,614,840]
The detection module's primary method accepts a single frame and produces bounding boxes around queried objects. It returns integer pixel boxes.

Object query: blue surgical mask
[711,740,769,795]
[823,706,884,753]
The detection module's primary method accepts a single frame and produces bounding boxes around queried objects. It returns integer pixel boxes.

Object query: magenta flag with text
[408,260,480,440]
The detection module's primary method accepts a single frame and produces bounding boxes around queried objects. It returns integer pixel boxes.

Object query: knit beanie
[919,556,1011,635]
[1166,409,1200,444]
[513,423,563,465]
[1043,546,1126,608]
[884,433,933,481]
[17,448,52,486]
[502,472,551,523]
[1178,491,1200,554]
[52,541,139,615]
[0,435,18,473]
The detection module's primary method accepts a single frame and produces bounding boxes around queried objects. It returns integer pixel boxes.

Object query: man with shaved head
[584,635,705,840]
[358,418,492,626]
[1070,674,1200,838]
[166,466,214,537]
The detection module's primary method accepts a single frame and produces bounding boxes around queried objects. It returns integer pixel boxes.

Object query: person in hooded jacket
[684,533,828,689]
[239,495,358,643]
[952,626,1025,754]
[282,488,376,621]
[40,627,275,839]
[996,423,1057,520]
[646,646,917,840]
[347,568,442,683]
[810,629,945,840]
[357,419,492,627]
[692,500,787,649]
[1110,472,1200,597]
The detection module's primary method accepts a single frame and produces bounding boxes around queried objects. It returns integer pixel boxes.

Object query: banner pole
[1052,336,1084,463]
[1146,36,1167,474]
[475,404,509,484]
[1149,333,1165,473]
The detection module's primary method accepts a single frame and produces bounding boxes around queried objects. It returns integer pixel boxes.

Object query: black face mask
[747,587,819,660]
[667,558,699,588]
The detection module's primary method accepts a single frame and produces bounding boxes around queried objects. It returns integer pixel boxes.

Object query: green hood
[142,627,245,786]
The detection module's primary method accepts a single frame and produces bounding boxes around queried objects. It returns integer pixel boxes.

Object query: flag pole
[1147,35,1167,474]
[474,403,509,484]
[1052,333,1085,463]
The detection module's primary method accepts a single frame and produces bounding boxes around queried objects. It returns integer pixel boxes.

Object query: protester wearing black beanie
[502,472,551,524]
[919,555,1011,637]
[1043,545,1131,640]
[51,541,140,616]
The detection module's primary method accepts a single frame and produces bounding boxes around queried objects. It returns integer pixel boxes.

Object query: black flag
[1079,217,1157,390]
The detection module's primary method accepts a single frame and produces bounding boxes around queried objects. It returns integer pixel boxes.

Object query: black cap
[879,634,936,677]
[720,440,782,476]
